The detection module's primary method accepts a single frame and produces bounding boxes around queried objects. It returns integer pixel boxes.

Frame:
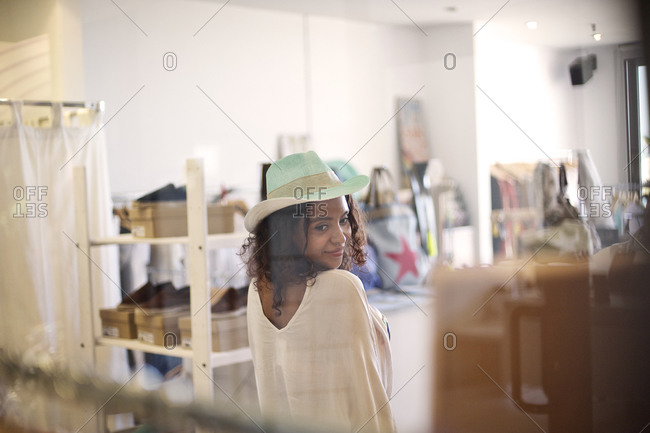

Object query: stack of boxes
[129,201,235,238]
[99,283,248,351]
[99,308,137,339]
[178,307,248,352]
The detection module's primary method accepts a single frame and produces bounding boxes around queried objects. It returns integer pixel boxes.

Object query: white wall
[82,0,307,198]
[475,39,579,164]
[80,0,430,201]
[307,15,425,180]
[58,0,85,99]
[0,0,85,100]
[422,23,479,263]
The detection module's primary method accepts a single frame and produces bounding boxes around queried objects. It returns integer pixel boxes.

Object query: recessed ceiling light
[591,24,602,41]
[526,21,538,30]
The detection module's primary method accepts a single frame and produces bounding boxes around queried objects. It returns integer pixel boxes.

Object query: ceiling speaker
[570,54,598,86]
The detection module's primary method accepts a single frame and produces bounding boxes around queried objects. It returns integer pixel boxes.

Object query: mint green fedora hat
[244,151,369,232]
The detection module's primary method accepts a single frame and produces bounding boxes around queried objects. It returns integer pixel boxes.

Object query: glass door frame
[623,49,647,189]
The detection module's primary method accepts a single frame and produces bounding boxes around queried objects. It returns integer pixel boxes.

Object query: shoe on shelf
[135,183,186,202]
[118,281,166,310]
[140,283,190,310]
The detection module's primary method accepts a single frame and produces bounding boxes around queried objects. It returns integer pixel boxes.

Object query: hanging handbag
[361,167,430,288]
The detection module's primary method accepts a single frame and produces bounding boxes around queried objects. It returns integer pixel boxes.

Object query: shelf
[98,336,195,358]
[97,337,252,367]
[91,232,248,248]
[76,160,245,433]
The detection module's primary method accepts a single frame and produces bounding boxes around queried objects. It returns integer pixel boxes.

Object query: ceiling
[229,0,642,48]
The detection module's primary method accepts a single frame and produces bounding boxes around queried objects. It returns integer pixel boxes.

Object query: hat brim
[244,174,369,232]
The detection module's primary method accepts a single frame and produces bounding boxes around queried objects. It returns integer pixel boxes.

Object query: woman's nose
[332,226,346,245]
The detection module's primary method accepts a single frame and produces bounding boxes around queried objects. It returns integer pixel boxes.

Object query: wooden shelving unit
[73,159,250,433]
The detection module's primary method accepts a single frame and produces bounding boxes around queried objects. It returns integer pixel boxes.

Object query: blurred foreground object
[433,258,650,432]
[0,350,337,433]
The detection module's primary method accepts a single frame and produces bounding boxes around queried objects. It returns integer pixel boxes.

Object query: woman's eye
[315,224,328,231]
[340,217,350,225]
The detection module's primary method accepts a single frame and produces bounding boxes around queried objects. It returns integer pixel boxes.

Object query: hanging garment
[576,150,616,229]
[0,102,123,429]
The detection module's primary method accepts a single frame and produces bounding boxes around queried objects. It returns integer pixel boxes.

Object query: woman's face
[295,196,352,270]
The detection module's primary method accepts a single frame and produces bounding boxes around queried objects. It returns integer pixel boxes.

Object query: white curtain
[0,100,121,366]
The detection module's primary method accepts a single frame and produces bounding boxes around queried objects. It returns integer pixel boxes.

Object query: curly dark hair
[240,195,367,316]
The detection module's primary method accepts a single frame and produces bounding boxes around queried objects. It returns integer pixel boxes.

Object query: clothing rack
[0,98,104,111]
[490,158,576,260]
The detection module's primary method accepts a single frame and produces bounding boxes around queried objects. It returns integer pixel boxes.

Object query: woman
[241,151,396,432]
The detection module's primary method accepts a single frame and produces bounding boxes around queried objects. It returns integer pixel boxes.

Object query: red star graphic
[385,237,419,283]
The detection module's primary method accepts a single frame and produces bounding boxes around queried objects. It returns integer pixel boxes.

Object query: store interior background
[0,0,646,432]
[2,0,642,264]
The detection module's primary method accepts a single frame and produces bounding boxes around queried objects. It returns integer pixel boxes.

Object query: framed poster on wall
[395,97,430,183]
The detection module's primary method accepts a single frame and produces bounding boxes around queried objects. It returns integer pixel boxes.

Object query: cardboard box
[100,308,137,339]
[134,308,189,346]
[178,308,248,352]
[130,201,235,238]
